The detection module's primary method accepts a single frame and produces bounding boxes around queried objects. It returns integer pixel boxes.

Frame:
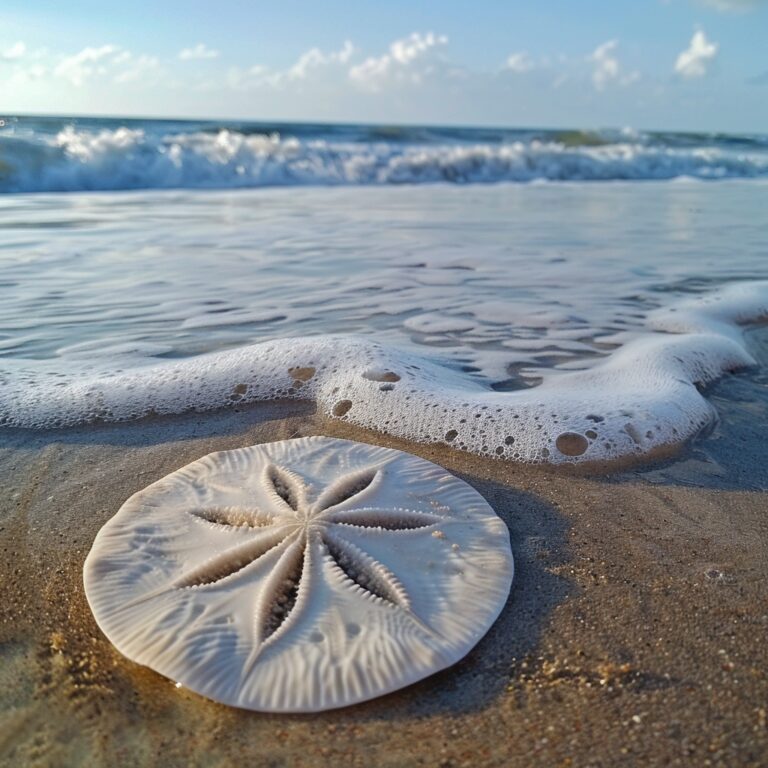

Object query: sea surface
[1,116,767,463]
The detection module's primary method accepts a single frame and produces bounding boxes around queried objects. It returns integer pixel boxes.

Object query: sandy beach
[2,328,767,767]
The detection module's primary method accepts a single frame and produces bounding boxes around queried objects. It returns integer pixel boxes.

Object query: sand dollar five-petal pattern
[84,437,513,712]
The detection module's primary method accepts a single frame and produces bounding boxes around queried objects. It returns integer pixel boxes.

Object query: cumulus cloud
[113,54,161,84]
[589,40,639,90]
[178,43,219,61]
[349,32,448,91]
[227,40,355,90]
[286,40,354,80]
[2,41,26,60]
[390,32,447,65]
[54,45,120,86]
[675,30,718,78]
[2,62,47,90]
[51,45,164,87]
[504,52,534,73]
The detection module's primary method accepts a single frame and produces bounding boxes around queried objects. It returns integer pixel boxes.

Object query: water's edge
[3,282,766,466]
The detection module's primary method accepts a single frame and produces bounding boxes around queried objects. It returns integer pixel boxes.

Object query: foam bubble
[1,282,766,465]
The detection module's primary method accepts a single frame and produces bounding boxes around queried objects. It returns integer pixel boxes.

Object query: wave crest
[1,125,768,192]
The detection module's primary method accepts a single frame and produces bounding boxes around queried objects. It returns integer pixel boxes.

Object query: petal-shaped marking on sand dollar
[173,526,296,589]
[188,505,276,529]
[263,463,306,514]
[322,528,412,609]
[322,506,443,530]
[84,436,514,712]
[311,465,381,514]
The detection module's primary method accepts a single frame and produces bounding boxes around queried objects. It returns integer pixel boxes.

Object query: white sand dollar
[84,436,513,712]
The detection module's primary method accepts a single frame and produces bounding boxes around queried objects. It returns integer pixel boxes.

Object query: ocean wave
[1,125,768,193]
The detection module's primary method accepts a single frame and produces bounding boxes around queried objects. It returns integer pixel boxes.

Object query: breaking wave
[2,122,768,193]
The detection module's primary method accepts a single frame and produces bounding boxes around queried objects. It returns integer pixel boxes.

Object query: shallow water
[2,181,766,379]
[1,181,767,463]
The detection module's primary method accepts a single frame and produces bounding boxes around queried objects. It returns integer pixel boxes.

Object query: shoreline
[2,354,767,765]
[4,283,766,472]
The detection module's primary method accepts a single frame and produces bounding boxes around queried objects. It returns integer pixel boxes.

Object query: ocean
[3,116,768,765]
[1,116,767,464]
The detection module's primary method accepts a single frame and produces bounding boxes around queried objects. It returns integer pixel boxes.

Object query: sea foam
[2,283,766,465]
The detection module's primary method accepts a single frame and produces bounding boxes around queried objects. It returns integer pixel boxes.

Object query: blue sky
[1,0,767,131]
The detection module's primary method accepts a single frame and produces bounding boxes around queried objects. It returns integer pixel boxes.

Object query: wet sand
[1,350,767,766]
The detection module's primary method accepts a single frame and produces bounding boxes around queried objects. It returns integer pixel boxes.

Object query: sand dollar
[84,436,513,712]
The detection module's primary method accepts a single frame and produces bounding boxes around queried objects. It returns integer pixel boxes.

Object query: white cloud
[591,40,619,89]
[227,41,356,90]
[54,45,120,86]
[589,40,639,90]
[349,32,448,91]
[2,41,26,60]
[287,40,354,80]
[505,52,534,73]
[26,64,46,79]
[113,54,160,84]
[390,32,446,65]
[178,43,219,61]
[50,45,165,87]
[2,62,47,90]
[675,30,718,78]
